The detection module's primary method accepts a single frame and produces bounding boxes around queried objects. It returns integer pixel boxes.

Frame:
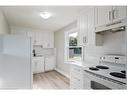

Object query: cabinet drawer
[70,75,83,85]
[70,82,84,89]
[70,65,82,74]
[70,72,84,86]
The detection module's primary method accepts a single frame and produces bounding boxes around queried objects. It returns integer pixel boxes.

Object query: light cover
[40,12,52,19]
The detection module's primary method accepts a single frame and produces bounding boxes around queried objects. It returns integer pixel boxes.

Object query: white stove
[83,55,126,89]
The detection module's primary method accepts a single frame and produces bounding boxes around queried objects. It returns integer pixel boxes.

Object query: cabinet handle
[112,10,115,19]
[83,36,87,43]
[109,11,112,20]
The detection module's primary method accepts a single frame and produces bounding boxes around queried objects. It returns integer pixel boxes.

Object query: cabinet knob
[83,36,87,43]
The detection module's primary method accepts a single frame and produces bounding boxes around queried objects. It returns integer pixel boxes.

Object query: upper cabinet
[11,28,54,48]
[95,6,112,27]
[27,31,54,48]
[95,6,127,27]
[112,6,127,22]
[77,11,88,46]
[42,31,54,48]
[78,7,95,46]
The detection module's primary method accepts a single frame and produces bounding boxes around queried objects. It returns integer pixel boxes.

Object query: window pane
[69,47,82,61]
[69,32,77,46]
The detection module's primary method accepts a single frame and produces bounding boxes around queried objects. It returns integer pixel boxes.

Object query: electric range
[83,55,126,89]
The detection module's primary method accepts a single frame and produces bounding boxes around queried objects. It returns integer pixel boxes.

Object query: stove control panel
[100,55,126,64]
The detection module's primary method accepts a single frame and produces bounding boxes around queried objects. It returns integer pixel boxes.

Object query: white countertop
[68,60,98,68]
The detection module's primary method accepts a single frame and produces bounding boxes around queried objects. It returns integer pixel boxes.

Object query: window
[64,29,83,63]
[69,32,78,46]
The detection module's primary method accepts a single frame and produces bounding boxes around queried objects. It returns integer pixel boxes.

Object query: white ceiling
[0,6,87,32]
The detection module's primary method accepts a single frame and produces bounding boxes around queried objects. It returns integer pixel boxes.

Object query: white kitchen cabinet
[95,6,112,27]
[11,28,54,48]
[112,6,127,22]
[44,56,56,71]
[35,32,43,45]
[95,6,127,27]
[77,11,88,46]
[27,31,54,48]
[70,64,84,89]
[32,57,44,74]
[78,7,95,46]
[42,32,54,48]
[27,32,43,46]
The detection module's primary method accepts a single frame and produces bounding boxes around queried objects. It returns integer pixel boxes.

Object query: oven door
[84,70,126,89]
[84,71,111,89]
[91,81,111,90]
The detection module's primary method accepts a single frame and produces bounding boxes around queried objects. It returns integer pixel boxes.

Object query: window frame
[64,28,83,63]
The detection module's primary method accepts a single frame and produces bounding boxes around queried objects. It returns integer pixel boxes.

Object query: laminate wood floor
[33,70,70,89]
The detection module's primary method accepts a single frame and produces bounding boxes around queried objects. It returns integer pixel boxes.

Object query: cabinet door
[32,60,38,74]
[70,65,84,89]
[95,6,112,27]
[48,32,54,48]
[87,8,95,45]
[37,57,44,73]
[42,32,54,48]
[35,32,43,45]
[33,57,44,73]
[78,12,88,46]
[45,56,55,71]
[78,8,95,46]
[112,6,127,22]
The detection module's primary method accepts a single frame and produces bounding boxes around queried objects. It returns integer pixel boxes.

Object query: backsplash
[84,31,126,65]
[33,46,55,56]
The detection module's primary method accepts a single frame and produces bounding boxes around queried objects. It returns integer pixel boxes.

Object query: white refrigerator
[0,35,32,89]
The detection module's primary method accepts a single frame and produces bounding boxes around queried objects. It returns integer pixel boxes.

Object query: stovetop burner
[110,72,126,79]
[96,65,109,69]
[89,67,99,71]
[121,70,126,74]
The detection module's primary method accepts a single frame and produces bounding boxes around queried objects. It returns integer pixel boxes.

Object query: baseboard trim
[55,68,70,79]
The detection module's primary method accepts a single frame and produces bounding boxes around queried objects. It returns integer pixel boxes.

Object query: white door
[45,56,55,71]
[95,6,112,27]
[112,6,127,22]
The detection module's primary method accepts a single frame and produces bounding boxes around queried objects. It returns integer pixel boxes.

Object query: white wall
[54,21,77,77]
[0,10,9,34]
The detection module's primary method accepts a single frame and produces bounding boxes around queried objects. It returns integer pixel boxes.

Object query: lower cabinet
[32,57,44,74]
[32,56,56,74]
[70,64,84,89]
[44,56,56,71]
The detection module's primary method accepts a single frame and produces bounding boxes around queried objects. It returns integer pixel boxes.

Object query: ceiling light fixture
[40,12,52,19]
